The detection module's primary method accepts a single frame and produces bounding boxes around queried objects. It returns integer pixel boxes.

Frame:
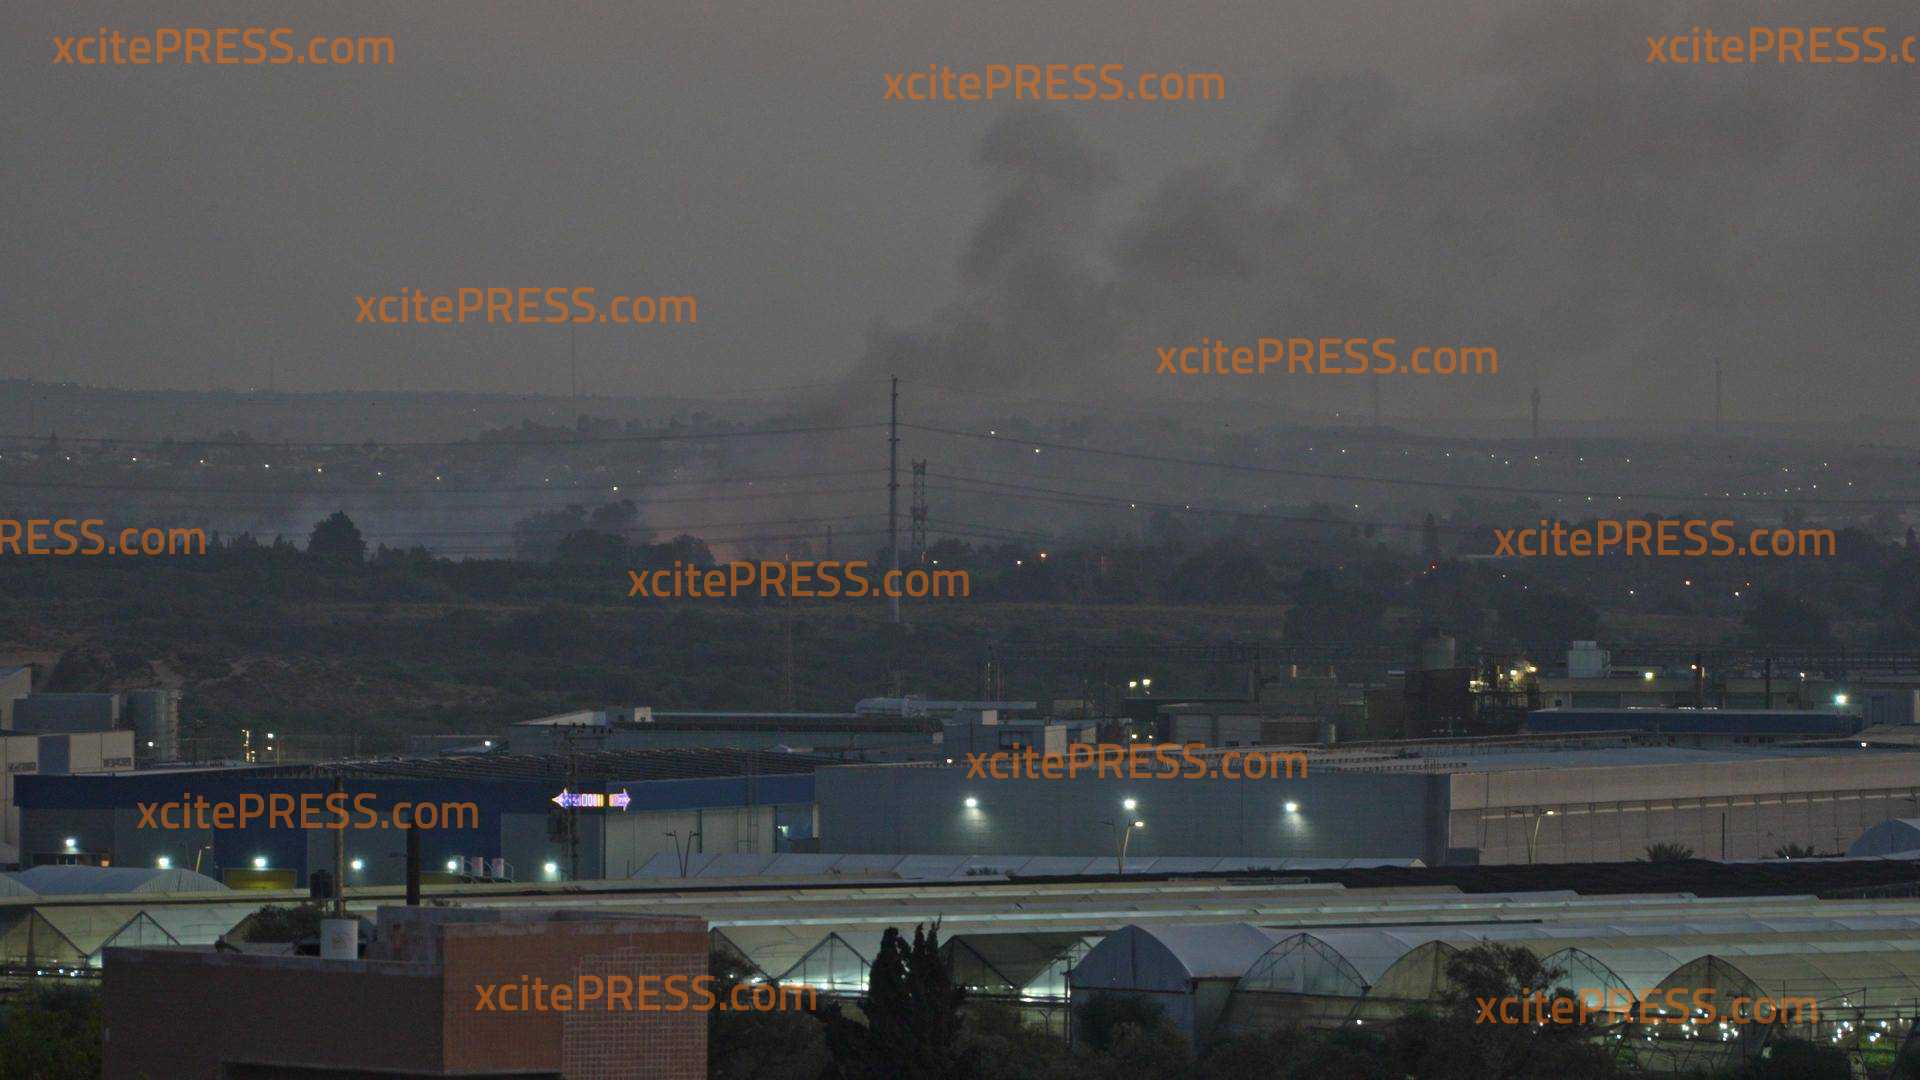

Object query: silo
[124,690,181,762]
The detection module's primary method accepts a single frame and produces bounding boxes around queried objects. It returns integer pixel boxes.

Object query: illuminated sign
[550,788,631,811]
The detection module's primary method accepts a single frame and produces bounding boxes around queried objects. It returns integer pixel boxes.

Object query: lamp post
[1527,809,1558,865]
[1099,818,1144,874]
[664,830,703,877]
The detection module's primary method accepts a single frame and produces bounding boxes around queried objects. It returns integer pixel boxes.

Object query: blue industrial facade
[815,764,1449,863]
[15,770,814,884]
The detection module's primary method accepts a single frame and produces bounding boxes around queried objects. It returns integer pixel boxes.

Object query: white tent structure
[7,866,228,895]
[1847,819,1920,857]
[1070,922,1286,1042]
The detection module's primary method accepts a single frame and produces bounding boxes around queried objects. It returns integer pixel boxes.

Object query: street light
[664,830,704,877]
[963,796,979,809]
[1284,801,1301,814]
[1527,809,1558,865]
[1122,798,1138,812]
[1099,819,1144,874]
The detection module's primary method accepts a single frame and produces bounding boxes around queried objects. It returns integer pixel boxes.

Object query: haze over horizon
[8,0,1919,426]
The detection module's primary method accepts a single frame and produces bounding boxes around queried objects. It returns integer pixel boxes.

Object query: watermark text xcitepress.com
[356,287,694,326]
[137,792,478,831]
[627,561,968,599]
[967,743,1307,781]
[0,519,205,556]
[1647,26,1915,64]
[1156,338,1496,376]
[1495,520,1835,558]
[474,975,814,1013]
[54,28,393,65]
[1477,988,1816,1026]
[884,64,1222,102]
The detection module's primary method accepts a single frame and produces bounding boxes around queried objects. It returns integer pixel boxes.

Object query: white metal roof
[8,866,227,895]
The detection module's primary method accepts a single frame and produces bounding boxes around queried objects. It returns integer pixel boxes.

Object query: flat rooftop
[76,747,835,784]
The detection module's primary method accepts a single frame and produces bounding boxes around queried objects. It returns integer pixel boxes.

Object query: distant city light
[1284,802,1300,814]
[350,858,365,871]
[963,796,979,809]
[543,861,559,876]
[155,856,171,869]
[252,857,268,869]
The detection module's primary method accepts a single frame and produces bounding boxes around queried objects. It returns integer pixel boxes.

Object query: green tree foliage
[0,985,102,1080]
[307,510,367,563]
[1074,992,1170,1053]
[241,902,325,943]
[827,923,969,1080]
[1381,944,1622,1080]
[1194,1028,1389,1080]
[1074,1021,1193,1080]
[1737,1037,1852,1080]
[957,1004,1074,1080]
[707,948,827,1080]
[1742,593,1832,647]
[1642,843,1695,863]
[1494,589,1599,647]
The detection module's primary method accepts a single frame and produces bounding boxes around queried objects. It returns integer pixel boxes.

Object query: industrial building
[1075,912,1920,1070]
[501,697,1075,761]
[103,906,708,1079]
[2,675,180,764]
[16,747,820,887]
[815,738,1920,864]
[48,855,1920,1074]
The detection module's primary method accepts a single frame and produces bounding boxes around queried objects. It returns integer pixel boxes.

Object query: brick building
[103,907,707,1079]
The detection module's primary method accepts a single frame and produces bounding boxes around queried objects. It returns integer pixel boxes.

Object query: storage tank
[125,690,181,761]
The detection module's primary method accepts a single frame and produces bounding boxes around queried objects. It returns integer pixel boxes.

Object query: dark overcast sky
[6,0,1917,424]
